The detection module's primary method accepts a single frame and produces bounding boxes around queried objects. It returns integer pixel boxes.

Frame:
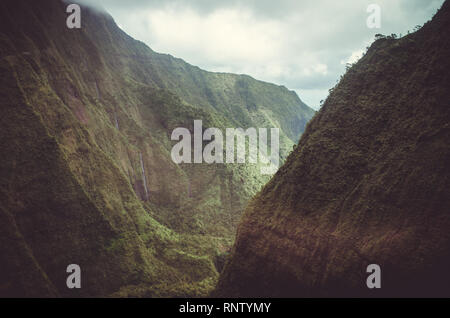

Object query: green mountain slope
[216,1,450,297]
[0,0,314,297]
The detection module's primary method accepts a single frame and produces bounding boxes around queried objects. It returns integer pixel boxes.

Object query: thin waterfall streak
[139,152,149,201]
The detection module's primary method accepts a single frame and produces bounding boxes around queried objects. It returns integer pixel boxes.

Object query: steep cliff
[0,0,314,297]
[216,1,450,297]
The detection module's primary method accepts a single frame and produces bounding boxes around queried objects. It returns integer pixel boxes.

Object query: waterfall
[94,81,100,99]
[114,111,119,130]
[139,152,149,201]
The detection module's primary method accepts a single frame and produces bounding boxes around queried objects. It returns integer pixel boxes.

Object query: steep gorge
[0,0,314,297]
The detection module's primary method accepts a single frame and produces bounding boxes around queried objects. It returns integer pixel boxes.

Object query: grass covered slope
[216,1,450,297]
[0,0,314,296]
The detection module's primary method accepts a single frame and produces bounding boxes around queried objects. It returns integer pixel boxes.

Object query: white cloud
[143,7,282,65]
[93,0,445,110]
[341,49,365,66]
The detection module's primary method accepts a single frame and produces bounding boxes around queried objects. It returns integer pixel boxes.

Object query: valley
[1,0,449,299]
[0,0,313,297]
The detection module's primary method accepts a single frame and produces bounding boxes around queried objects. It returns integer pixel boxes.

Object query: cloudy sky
[81,0,444,109]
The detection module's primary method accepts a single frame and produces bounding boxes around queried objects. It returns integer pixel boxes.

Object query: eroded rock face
[216,1,450,297]
[0,0,314,297]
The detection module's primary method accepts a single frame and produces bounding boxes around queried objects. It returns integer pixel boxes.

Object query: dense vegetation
[216,1,450,297]
[0,0,314,297]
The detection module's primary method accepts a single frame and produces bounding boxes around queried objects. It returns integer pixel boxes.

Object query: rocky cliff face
[0,0,314,297]
[216,1,450,297]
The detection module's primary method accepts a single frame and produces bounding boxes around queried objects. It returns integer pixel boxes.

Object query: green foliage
[0,0,315,297]
[216,1,450,297]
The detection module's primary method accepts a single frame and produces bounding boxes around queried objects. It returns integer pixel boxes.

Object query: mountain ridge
[0,0,314,297]
[215,0,450,297]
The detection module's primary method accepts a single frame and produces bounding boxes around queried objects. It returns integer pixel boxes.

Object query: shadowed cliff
[216,0,450,297]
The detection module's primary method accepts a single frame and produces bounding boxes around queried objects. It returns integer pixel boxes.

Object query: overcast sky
[80,0,444,110]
